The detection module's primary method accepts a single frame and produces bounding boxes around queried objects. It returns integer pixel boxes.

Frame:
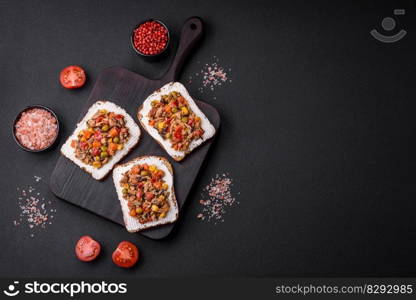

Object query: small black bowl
[131,19,170,58]
[12,105,60,152]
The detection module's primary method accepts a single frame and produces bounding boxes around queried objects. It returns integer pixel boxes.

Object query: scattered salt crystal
[13,175,56,237]
[197,173,239,224]
[189,56,232,97]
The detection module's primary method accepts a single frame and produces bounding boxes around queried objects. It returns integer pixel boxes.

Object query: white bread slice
[112,156,178,232]
[138,82,216,161]
[61,101,141,180]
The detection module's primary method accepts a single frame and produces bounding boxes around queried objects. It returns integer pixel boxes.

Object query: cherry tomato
[75,236,101,262]
[112,241,139,268]
[60,65,86,89]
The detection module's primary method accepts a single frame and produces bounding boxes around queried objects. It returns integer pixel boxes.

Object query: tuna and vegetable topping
[148,91,204,152]
[71,109,130,168]
[120,163,170,224]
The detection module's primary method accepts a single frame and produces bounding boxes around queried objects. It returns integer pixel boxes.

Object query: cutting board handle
[162,16,203,82]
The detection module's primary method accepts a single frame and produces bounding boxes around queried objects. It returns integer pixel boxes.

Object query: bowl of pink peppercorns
[131,19,170,57]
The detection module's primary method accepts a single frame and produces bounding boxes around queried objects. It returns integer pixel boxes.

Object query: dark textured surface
[50,67,220,239]
[1,0,416,278]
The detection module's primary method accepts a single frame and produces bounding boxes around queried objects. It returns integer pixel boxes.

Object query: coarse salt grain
[13,175,56,237]
[188,56,232,100]
[14,108,58,150]
[197,173,239,224]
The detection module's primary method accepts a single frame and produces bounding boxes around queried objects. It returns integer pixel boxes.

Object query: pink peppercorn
[133,20,169,56]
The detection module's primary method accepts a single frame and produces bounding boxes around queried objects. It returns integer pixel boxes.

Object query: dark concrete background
[0,0,415,277]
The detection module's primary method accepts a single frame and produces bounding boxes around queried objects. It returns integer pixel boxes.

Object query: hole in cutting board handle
[190,23,197,30]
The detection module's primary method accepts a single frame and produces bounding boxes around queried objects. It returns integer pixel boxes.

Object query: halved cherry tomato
[60,65,86,89]
[75,236,101,262]
[112,241,139,268]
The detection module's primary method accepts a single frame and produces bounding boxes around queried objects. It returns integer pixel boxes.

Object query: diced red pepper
[92,148,100,156]
[194,129,204,137]
[174,126,183,140]
[136,190,143,199]
[92,141,101,148]
[145,192,154,201]
[131,165,141,174]
[94,131,102,140]
[109,127,120,138]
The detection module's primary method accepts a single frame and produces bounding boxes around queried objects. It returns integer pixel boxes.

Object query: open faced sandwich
[61,101,140,180]
[138,82,216,161]
[112,156,178,232]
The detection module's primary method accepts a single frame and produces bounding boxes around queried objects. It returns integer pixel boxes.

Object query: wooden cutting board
[49,17,221,239]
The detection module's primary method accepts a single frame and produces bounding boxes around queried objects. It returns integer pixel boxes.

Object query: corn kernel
[151,205,159,212]
[157,122,165,130]
[92,161,101,168]
[181,107,189,115]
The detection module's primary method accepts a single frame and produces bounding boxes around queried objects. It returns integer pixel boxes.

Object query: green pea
[101,124,109,132]
[100,151,108,159]
[113,137,120,143]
